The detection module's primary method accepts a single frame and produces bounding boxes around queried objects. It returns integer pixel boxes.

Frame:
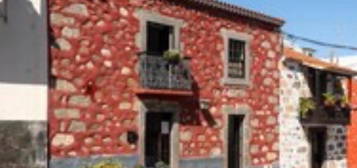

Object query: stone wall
[279,59,348,168]
[49,0,282,167]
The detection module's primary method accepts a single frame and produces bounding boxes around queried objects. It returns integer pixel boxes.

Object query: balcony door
[308,127,327,168]
[228,115,244,168]
[145,112,173,168]
[147,22,174,56]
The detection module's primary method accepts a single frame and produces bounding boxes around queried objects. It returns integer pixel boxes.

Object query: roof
[284,47,357,76]
[177,0,285,27]
[333,55,357,71]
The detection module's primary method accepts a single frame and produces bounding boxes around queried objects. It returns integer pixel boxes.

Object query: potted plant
[163,49,181,64]
[322,92,337,118]
[323,92,336,106]
[337,95,351,118]
[299,97,316,120]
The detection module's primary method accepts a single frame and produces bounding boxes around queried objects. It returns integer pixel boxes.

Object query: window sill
[222,78,250,87]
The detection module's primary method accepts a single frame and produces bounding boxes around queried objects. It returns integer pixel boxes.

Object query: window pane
[147,22,172,56]
[228,39,246,78]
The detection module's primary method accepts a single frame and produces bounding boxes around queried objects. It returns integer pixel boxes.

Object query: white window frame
[221,29,252,86]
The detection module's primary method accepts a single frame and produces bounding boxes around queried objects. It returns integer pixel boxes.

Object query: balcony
[137,54,193,95]
[299,100,351,125]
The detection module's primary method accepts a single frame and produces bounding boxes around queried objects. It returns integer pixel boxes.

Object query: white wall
[279,58,348,168]
[0,0,47,121]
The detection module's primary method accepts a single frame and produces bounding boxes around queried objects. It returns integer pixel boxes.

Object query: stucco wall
[49,0,282,167]
[279,59,348,168]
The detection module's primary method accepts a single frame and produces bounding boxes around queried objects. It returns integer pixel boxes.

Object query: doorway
[145,112,173,168]
[308,127,327,168]
[228,115,244,168]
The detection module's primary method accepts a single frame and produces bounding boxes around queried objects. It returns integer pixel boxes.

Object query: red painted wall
[49,0,282,165]
[348,79,357,168]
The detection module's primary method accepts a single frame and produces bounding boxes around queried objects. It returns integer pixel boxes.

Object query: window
[147,22,173,56]
[221,29,251,85]
[137,10,183,55]
[0,0,7,22]
[228,39,246,78]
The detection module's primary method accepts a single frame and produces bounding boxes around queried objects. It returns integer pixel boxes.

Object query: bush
[133,164,145,168]
[88,161,123,168]
[155,161,169,168]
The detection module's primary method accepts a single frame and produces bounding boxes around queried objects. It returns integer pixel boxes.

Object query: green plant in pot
[322,92,338,118]
[163,49,180,63]
[339,95,349,107]
[338,95,351,118]
[299,97,316,119]
[323,92,336,106]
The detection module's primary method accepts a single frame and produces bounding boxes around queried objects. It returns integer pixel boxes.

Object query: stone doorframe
[138,99,181,168]
[222,104,251,168]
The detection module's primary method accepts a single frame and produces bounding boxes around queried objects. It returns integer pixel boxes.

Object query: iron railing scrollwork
[139,54,192,91]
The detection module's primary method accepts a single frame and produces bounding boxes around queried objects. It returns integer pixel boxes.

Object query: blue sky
[222,0,357,58]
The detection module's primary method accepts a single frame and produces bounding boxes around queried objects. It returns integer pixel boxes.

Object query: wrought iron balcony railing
[139,54,192,91]
[299,103,351,125]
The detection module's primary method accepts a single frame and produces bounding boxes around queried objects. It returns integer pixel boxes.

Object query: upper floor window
[0,0,7,22]
[147,22,174,56]
[228,39,246,79]
[221,29,251,86]
[137,10,183,55]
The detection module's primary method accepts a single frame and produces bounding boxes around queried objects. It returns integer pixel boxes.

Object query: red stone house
[49,0,284,168]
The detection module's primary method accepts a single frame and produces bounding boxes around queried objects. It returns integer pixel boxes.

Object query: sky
[222,0,357,58]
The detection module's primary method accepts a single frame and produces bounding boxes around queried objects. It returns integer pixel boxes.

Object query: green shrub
[163,49,180,62]
[299,97,316,118]
[88,161,123,168]
[155,161,169,168]
[133,164,145,168]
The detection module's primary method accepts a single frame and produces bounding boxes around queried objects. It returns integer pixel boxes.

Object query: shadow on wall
[302,126,348,168]
[0,0,47,85]
[324,126,348,168]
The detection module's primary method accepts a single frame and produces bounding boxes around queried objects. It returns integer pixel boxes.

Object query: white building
[0,0,47,167]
